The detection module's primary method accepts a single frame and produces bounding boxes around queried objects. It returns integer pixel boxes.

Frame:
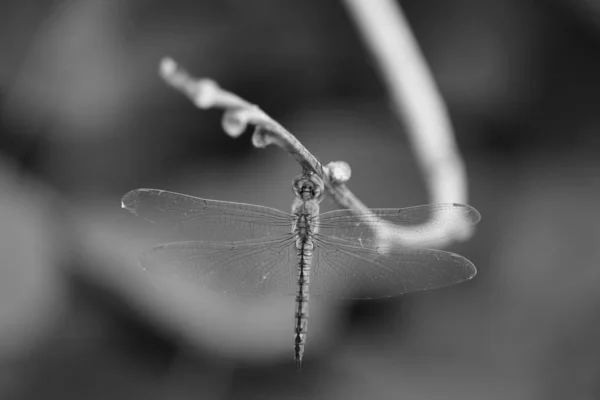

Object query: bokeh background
[2,0,600,398]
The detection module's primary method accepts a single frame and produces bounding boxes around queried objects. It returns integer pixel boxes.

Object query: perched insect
[121,172,480,370]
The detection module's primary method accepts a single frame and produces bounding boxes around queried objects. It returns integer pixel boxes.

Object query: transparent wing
[315,204,481,247]
[310,235,476,298]
[122,189,295,241]
[139,235,298,296]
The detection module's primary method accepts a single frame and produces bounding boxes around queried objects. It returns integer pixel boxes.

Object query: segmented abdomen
[294,238,313,370]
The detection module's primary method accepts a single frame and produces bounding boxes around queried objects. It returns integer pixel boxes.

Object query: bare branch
[159,57,474,248]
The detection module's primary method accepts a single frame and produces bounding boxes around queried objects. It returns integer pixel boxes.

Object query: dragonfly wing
[122,189,295,241]
[139,235,298,296]
[310,235,476,299]
[315,204,481,248]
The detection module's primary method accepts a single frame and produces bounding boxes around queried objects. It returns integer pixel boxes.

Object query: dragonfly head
[293,174,324,202]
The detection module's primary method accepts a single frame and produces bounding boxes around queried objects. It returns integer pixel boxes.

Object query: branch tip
[160,57,177,77]
[251,126,277,148]
[222,108,253,138]
[327,161,352,184]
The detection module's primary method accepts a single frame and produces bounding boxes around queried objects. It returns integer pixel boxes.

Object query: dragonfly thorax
[291,174,323,239]
[293,212,314,236]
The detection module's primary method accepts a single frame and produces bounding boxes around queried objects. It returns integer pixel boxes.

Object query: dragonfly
[121,172,480,370]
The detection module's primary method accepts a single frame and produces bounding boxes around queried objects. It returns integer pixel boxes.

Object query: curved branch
[159,57,474,248]
[343,0,473,243]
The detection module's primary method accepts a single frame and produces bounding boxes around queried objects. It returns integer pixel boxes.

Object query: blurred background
[1,0,600,398]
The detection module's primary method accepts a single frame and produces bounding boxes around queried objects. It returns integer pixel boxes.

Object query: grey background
[1,0,599,398]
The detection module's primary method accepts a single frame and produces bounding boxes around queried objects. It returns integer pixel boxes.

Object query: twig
[159,58,362,211]
[159,57,473,247]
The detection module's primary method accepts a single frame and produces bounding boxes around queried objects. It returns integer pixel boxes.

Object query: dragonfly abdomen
[294,237,313,371]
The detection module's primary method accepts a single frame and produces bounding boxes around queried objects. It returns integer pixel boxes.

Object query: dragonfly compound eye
[293,174,325,201]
